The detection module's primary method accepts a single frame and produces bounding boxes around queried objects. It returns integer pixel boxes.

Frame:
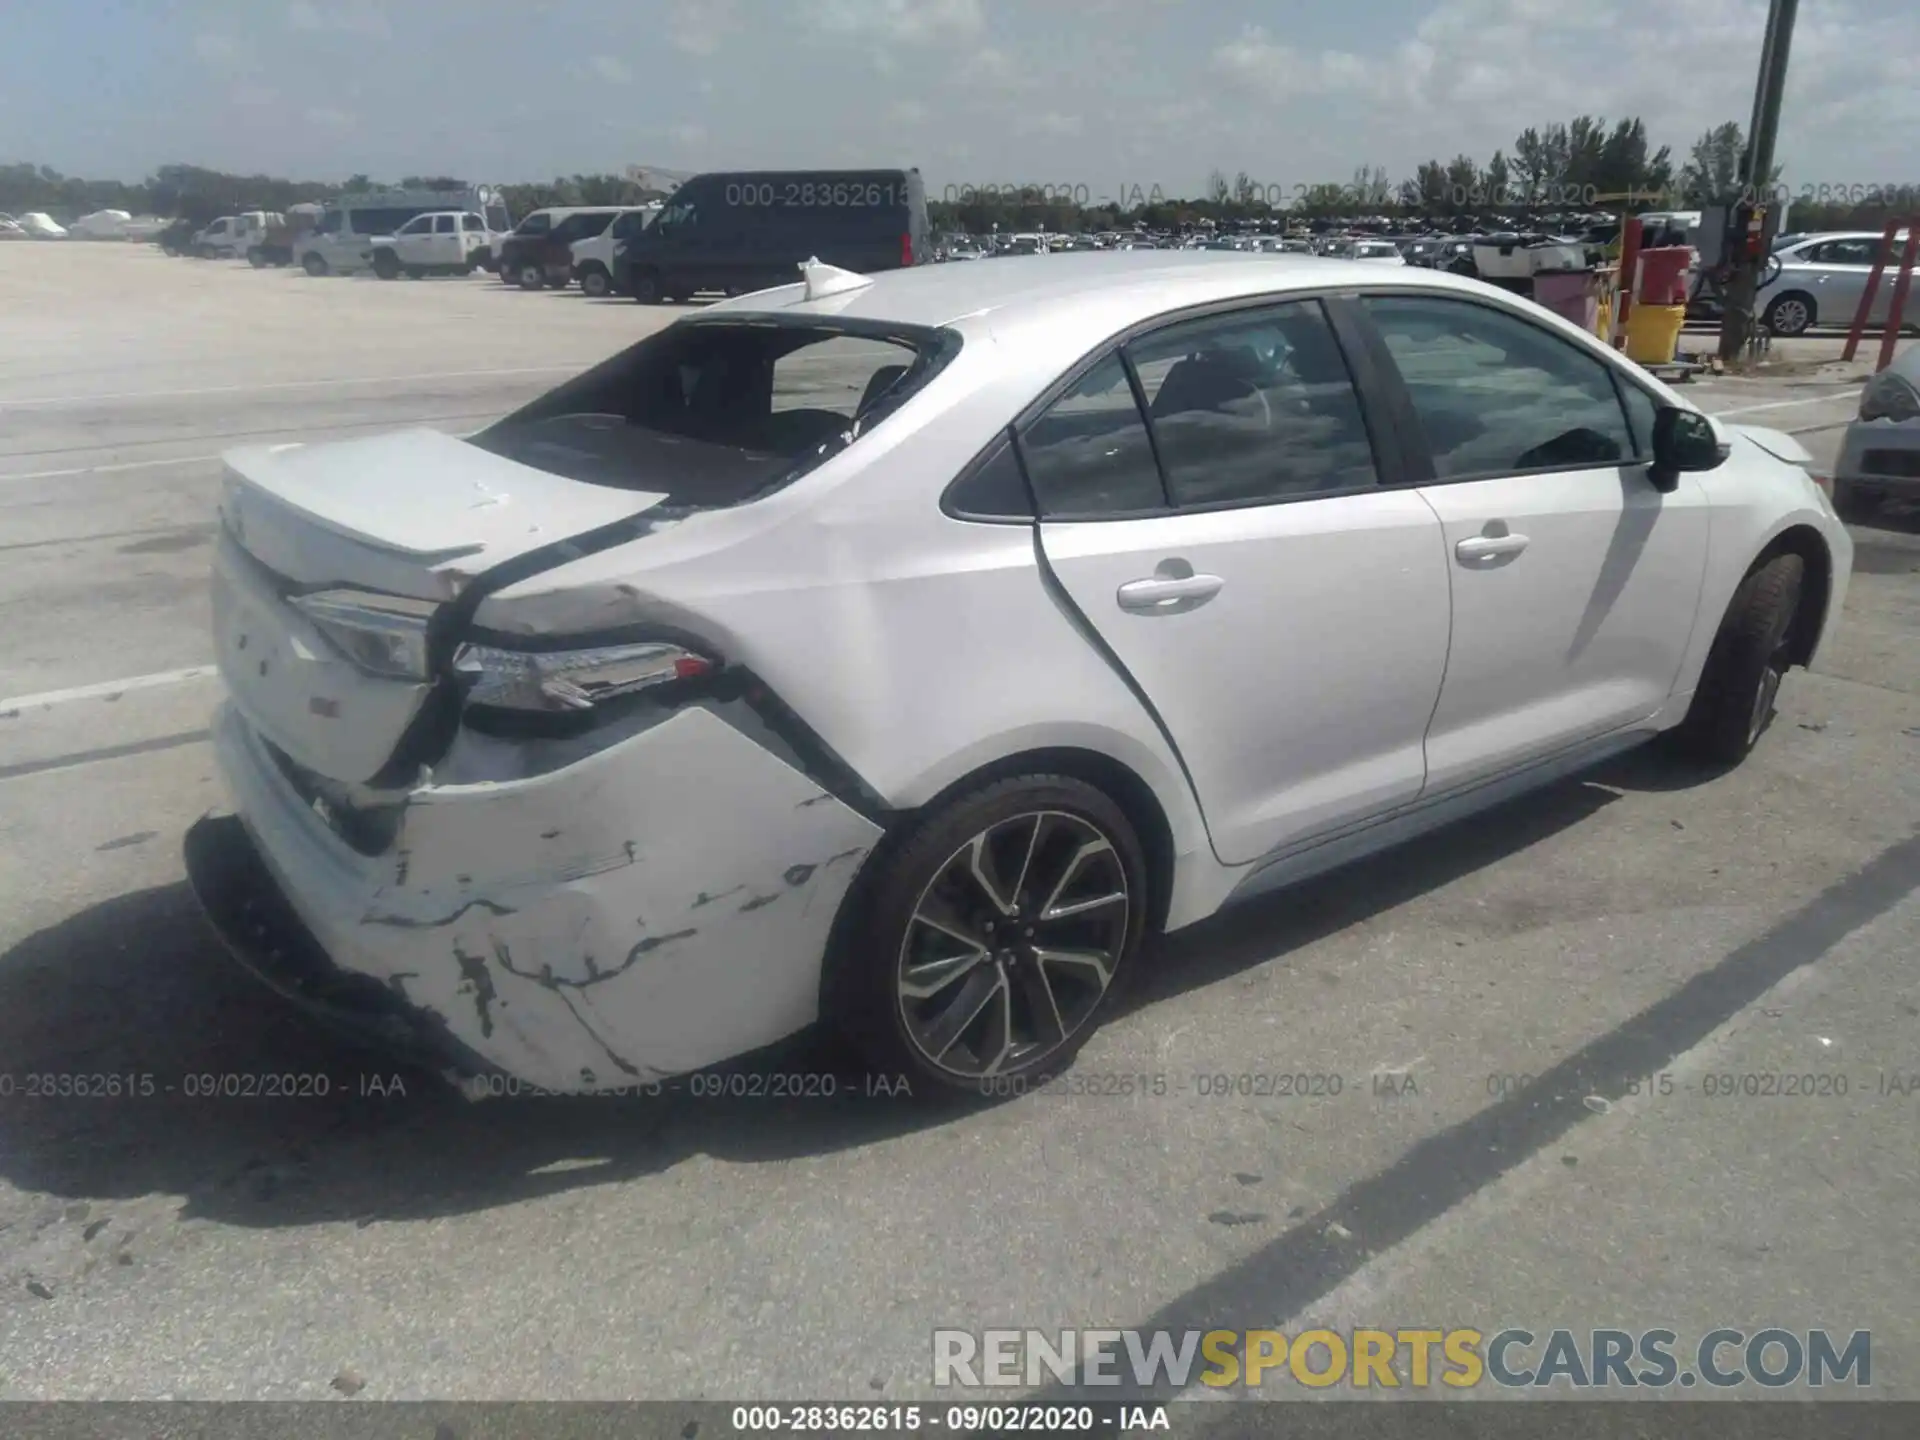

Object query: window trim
[939,427,1038,524]
[1009,288,1405,523]
[1347,287,1652,488]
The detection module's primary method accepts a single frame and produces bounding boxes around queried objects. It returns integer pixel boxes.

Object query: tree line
[5,118,1907,236]
[0,163,673,227]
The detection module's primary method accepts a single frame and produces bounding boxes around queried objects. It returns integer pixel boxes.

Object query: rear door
[1355,291,1710,795]
[1029,298,1451,866]
[432,212,460,265]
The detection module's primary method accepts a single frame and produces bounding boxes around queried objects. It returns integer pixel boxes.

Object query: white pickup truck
[194,212,279,258]
[362,210,495,279]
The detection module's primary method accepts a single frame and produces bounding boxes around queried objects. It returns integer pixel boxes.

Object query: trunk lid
[219,428,665,600]
[214,427,670,784]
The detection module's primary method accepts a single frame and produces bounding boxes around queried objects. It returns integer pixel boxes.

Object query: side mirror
[1648,405,1724,492]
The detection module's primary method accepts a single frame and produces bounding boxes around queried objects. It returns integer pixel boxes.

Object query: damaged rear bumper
[194,701,884,1093]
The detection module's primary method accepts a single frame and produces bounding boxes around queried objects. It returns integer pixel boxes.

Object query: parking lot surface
[2,245,1917,1401]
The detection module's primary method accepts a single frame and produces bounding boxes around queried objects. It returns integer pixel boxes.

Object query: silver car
[1758,230,1915,337]
[1833,342,1920,517]
[185,251,1852,1098]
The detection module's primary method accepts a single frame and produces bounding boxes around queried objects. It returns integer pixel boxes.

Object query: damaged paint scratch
[824,847,865,867]
[451,945,499,1038]
[739,893,779,912]
[795,792,839,809]
[364,896,516,929]
[783,863,816,887]
[691,884,746,909]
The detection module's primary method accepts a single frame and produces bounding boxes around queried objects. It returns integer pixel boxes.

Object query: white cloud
[671,0,738,55]
[304,106,356,130]
[591,55,633,84]
[286,2,390,37]
[193,33,243,66]
[802,0,983,46]
[1210,0,1920,185]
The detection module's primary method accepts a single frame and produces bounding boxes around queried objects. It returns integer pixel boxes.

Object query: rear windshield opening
[469,319,956,505]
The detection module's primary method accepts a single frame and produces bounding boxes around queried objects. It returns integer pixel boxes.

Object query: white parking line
[0,666,218,713]
[0,364,585,409]
[0,453,222,483]
[1710,392,1861,418]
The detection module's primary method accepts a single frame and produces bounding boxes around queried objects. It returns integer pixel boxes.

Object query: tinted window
[485,203,510,232]
[1019,355,1165,517]
[1812,238,1879,265]
[1617,379,1660,459]
[1364,294,1632,477]
[1127,301,1377,505]
[612,211,650,239]
[397,215,433,235]
[435,214,457,233]
[463,213,484,230]
[516,212,553,236]
[946,432,1034,520]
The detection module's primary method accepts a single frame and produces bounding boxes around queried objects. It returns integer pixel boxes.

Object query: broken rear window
[469,317,960,507]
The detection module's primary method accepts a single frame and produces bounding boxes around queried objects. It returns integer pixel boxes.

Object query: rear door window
[1125,300,1378,506]
[1018,355,1166,518]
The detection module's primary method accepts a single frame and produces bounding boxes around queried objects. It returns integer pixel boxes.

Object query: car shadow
[0,745,1720,1231]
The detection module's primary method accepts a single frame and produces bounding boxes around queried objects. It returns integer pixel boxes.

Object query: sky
[4,0,1918,200]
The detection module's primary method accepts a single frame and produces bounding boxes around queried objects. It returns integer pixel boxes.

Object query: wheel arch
[817,743,1182,1021]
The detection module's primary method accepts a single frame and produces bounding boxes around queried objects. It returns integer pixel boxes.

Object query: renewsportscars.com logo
[931,1328,1872,1391]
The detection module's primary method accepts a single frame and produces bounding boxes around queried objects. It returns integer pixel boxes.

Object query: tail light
[901,231,914,266]
[454,640,715,717]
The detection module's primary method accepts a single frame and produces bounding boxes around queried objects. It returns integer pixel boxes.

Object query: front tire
[1669,553,1805,766]
[834,774,1147,1096]
[301,252,328,276]
[578,265,611,298]
[372,250,401,280]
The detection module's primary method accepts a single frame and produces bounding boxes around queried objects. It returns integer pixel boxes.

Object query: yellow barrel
[1623,303,1686,365]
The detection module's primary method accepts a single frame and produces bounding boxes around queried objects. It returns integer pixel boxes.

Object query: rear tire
[831,773,1148,1098]
[405,265,426,280]
[247,247,267,269]
[1763,292,1814,337]
[1668,554,1805,766]
[302,252,328,277]
[630,269,661,303]
[372,250,401,281]
[516,261,545,290]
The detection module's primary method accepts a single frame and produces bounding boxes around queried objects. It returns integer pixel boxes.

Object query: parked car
[193,212,279,258]
[363,210,495,279]
[183,251,1852,1099]
[299,188,512,277]
[1349,240,1407,262]
[1833,343,1920,518]
[501,208,625,290]
[613,168,928,302]
[19,211,70,239]
[0,214,26,240]
[155,218,199,255]
[569,207,659,296]
[1758,230,1916,337]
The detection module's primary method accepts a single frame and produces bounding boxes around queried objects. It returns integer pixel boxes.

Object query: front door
[1030,298,1451,866]
[1358,291,1711,795]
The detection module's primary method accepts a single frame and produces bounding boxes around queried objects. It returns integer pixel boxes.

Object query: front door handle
[1117,573,1224,611]
[1455,533,1530,560]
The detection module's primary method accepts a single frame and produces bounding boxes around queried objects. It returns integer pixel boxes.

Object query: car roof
[711,250,1485,330]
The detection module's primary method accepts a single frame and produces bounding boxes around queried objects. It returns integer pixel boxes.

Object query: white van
[299,186,512,276]
[568,205,659,296]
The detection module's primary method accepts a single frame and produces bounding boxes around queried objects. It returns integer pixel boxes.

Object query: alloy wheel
[1768,297,1811,336]
[896,810,1130,1080]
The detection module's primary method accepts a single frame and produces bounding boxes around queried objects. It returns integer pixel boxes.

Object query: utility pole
[1718,0,1799,363]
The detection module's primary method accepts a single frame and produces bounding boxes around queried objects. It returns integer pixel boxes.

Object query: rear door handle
[1455,533,1530,560]
[1116,573,1224,610]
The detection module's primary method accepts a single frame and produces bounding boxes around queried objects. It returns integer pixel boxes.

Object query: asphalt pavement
[1,245,1917,1405]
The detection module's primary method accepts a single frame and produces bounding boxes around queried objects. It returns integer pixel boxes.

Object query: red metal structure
[1841,217,1920,371]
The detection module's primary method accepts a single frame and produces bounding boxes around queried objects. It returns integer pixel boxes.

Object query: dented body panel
[209,701,881,1092]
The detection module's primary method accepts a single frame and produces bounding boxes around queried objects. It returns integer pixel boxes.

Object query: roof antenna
[799,257,873,301]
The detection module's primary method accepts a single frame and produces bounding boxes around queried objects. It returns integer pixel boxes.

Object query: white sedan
[185,251,1853,1097]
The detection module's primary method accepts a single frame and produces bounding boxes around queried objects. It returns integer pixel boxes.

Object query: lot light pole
[1718,0,1799,363]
